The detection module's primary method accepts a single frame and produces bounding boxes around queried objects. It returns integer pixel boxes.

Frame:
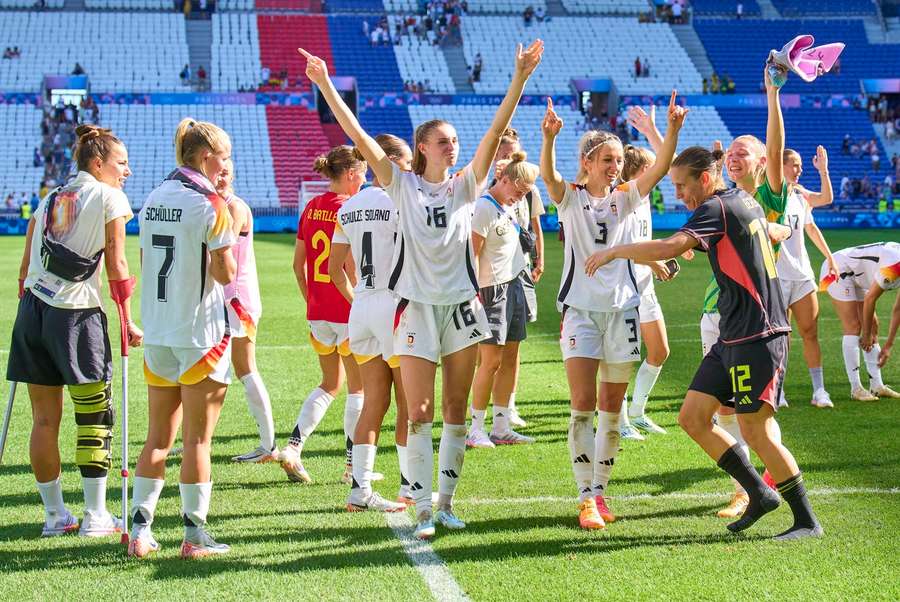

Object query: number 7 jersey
[332,186,398,298]
[298,191,352,322]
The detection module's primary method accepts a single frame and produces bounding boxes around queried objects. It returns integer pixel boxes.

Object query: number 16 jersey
[298,191,352,323]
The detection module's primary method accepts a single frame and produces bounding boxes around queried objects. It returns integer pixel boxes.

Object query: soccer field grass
[0,229,898,601]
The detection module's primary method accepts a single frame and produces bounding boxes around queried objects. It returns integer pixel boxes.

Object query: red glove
[109,275,136,304]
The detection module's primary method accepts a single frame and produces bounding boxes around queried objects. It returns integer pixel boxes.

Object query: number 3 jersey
[556,181,643,313]
[680,188,790,346]
[139,174,236,348]
[332,186,398,298]
[298,191,353,323]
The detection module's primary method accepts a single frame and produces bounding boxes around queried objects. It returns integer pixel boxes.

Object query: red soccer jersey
[297,191,352,323]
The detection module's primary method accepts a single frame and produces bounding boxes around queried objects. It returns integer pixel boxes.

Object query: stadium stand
[257,14,333,93]
[328,16,406,96]
[460,17,703,95]
[84,0,171,8]
[0,105,44,202]
[217,0,255,10]
[0,12,188,92]
[390,28,456,93]
[101,104,279,208]
[327,0,384,11]
[265,106,330,206]
[561,0,666,14]
[212,13,262,92]
[772,0,878,17]
[0,0,62,6]
[358,105,414,151]
[462,0,547,14]
[689,0,762,17]
[382,0,418,12]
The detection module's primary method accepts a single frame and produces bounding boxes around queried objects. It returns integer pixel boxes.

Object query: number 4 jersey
[680,188,790,346]
[139,176,236,348]
[298,191,352,323]
[332,186,398,298]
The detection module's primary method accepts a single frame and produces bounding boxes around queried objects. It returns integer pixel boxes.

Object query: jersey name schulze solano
[333,186,398,296]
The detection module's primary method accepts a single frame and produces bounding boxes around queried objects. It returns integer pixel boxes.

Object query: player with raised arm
[541,92,687,530]
[328,135,413,512]
[130,118,237,558]
[585,146,823,541]
[298,40,543,539]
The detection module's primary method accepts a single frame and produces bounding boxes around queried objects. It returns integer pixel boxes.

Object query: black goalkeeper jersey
[680,188,791,345]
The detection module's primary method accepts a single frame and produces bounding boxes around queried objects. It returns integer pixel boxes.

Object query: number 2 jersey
[332,185,398,297]
[139,172,236,348]
[297,191,352,323]
[680,187,790,345]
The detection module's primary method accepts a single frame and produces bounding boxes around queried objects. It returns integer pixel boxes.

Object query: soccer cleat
[811,389,834,408]
[594,495,616,523]
[278,445,312,483]
[631,414,667,435]
[466,427,495,449]
[716,492,750,518]
[489,429,535,445]
[774,523,824,541]
[41,509,79,537]
[509,408,527,428]
[871,384,900,399]
[762,469,777,491]
[777,393,789,408]
[127,526,160,559]
[851,387,878,401]
[79,511,123,537]
[232,446,278,463]
[397,484,414,506]
[181,526,231,559]
[414,512,435,540]
[346,491,406,513]
[434,508,466,530]
[578,498,605,530]
[620,424,645,441]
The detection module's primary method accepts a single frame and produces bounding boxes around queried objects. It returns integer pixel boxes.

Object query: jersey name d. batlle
[332,186,398,296]
[298,191,353,323]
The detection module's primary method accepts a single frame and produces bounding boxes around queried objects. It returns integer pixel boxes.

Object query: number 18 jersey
[332,186,398,298]
[298,191,352,323]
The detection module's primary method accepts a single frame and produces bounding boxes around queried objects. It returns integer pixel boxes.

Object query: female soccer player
[328,135,413,512]
[585,146,823,541]
[280,146,366,485]
[213,161,276,462]
[541,91,687,530]
[467,152,540,448]
[8,124,141,538]
[822,241,900,399]
[778,147,838,408]
[298,39,543,539]
[130,118,236,558]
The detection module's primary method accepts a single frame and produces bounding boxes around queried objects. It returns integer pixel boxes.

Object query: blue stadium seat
[326,0,384,12]
[690,0,761,17]
[772,0,877,17]
[359,106,414,147]
[327,16,405,96]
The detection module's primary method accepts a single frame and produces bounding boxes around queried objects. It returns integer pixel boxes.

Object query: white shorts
[700,312,720,357]
[393,297,490,363]
[349,290,399,368]
[560,306,642,364]
[309,320,351,356]
[779,278,816,308]
[820,260,864,302]
[226,301,260,340]
[144,342,232,386]
[638,291,664,324]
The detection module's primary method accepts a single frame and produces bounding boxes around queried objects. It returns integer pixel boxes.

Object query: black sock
[345,436,353,466]
[717,445,780,533]
[776,473,819,531]
[288,426,302,447]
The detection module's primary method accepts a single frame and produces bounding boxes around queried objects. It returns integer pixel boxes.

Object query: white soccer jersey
[26,171,132,310]
[556,181,643,312]
[471,193,527,288]
[776,189,815,282]
[834,242,900,292]
[332,185,398,296]
[626,194,654,295]
[139,178,236,348]
[385,162,483,305]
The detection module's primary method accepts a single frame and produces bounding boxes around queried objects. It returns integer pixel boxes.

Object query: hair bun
[711,149,725,162]
[312,156,329,174]
[508,150,527,163]
[75,124,101,142]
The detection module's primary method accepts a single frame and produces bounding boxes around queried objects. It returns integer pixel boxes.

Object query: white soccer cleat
[811,389,834,408]
[414,512,436,540]
[620,424,645,441]
[509,408,527,428]
[279,445,312,483]
[232,445,278,463]
[181,526,230,559]
[466,427,495,449]
[631,414,667,434]
[489,429,535,445]
[871,385,900,399]
[434,508,466,530]
[79,511,123,537]
[347,491,406,513]
[851,387,878,402]
[41,509,79,537]
[127,525,160,559]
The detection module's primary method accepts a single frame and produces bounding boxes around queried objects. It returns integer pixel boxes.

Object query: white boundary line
[385,512,471,602]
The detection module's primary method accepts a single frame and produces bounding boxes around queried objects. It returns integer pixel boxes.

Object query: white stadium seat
[0,105,45,201]
[212,12,262,92]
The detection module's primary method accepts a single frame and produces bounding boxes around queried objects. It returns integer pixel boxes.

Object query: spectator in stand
[523,5,534,27]
[180,64,191,85]
[642,58,650,78]
[473,53,483,82]
[702,78,708,94]
[842,134,851,154]
[736,2,743,19]
[197,65,207,89]
[2,48,11,59]
[726,75,736,94]
[672,1,683,24]
[4,194,13,209]
[362,19,369,39]
[710,72,719,94]
[72,63,85,76]
[840,174,850,199]
[33,147,43,168]
[872,151,881,172]
[536,6,546,22]
[260,66,270,87]
[634,57,642,78]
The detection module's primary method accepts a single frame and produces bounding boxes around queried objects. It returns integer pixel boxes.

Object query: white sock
[491,404,510,434]
[351,444,376,498]
[842,335,863,390]
[179,481,212,528]
[863,345,885,389]
[289,387,335,450]
[344,393,365,466]
[716,413,748,494]
[809,367,825,393]
[568,410,594,502]
[629,361,663,417]
[509,391,517,414]
[592,410,621,497]
[406,422,434,518]
[240,372,276,451]
[619,397,631,429]
[82,476,107,515]
[396,444,409,491]
[131,476,164,526]
[470,407,486,432]
[437,423,467,511]
[36,476,66,521]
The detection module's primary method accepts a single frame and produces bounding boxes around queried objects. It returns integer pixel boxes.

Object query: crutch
[110,276,136,546]
[0,381,16,465]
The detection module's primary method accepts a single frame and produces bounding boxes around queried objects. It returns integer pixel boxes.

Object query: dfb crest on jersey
[406,333,416,347]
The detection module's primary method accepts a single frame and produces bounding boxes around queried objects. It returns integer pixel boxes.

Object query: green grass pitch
[0,230,897,600]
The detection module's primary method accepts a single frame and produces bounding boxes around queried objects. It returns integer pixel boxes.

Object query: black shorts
[6,290,112,386]
[480,276,527,346]
[688,334,787,414]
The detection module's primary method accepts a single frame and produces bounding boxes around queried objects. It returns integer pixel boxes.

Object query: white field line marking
[385,512,471,602]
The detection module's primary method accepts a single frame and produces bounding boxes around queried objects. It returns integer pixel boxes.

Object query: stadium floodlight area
[460,16,703,95]
[0,105,44,202]
[212,13,263,93]
[0,12,188,93]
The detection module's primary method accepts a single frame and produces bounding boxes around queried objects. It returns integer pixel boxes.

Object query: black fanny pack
[39,188,103,282]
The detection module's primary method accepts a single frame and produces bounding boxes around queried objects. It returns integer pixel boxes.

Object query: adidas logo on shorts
[573,454,590,463]
[410,482,424,491]
[598,457,615,466]
[441,469,459,479]
[468,329,483,340]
